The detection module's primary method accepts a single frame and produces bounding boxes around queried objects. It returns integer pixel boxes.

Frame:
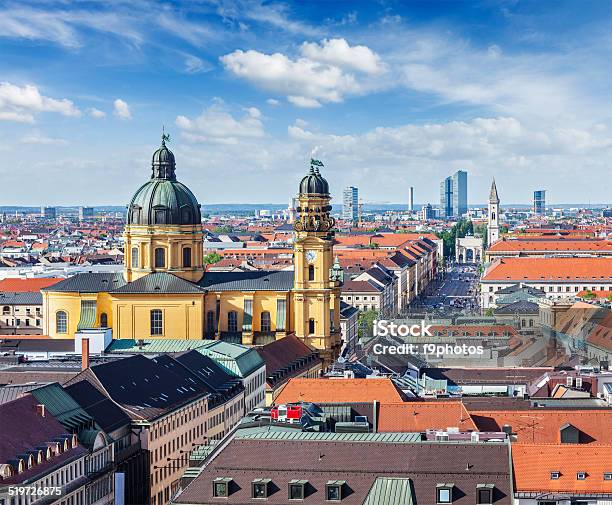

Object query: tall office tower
[342,186,359,223]
[409,186,414,212]
[439,170,468,218]
[40,206,56,219]
[79,206,95,221]
[533,190,546,215]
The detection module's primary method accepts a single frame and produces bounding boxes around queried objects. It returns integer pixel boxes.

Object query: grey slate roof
[42,272,126,293]
[495,284,546,296]
[111,272,204,294]
[493,300,539,315]
[0,292,43,305]
[198,270,294,291]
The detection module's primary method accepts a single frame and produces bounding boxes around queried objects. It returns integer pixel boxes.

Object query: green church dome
[127,137,201,226]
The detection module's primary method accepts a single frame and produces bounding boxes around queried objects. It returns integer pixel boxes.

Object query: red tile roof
[378,402,477,432]
[0,278,61,292]
[488,238,612,253]
[470,409,612,444]
[274,378,405,405]
[482,257,612,282]
[512,444,612,493]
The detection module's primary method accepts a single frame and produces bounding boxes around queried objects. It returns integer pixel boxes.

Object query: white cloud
[221,39,383,107]
[266,98,280,106]
[300,38,384,74]
[175,103,265,143]
[20,131,68,145]
[0,82,80,123]
[184,55,210,74]
[88,107,106,118]
[113,99,131,120]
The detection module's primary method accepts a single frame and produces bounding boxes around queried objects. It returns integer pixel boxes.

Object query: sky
[1,0,611,206]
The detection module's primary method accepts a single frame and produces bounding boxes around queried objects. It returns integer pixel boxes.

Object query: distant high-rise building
[40,206,56,219]
[603,208,612,218]
[440,170,467,218]
[487,179,500,246]
[79,206,95,221]
[409,186,414,212]
[342,186,359,223]
[421,203,434,220]
[533,190,546,215]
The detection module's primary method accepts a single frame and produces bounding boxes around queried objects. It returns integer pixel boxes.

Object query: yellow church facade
[42,138,343,364]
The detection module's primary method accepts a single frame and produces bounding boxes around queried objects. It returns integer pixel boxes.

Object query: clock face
[306,251,317,264]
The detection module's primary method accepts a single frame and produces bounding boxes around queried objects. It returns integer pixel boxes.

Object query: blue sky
[1,0,611,206]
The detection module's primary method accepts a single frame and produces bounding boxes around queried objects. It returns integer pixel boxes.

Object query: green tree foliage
[357,309,379,341]
[436,219,474,258]
[203,252,222,265]
[213,225,234,234]
[582,290,597,300]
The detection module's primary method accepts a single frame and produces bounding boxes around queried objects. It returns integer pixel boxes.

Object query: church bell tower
[487,178,500,246]
[292,159,342,366]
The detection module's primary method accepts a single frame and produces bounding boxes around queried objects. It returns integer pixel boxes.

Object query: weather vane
[162,125,171,144]
[310,158,324,169]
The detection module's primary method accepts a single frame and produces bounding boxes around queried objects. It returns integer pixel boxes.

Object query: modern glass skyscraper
[533,190,546,215]
[439,170,467,218]
[342,186,359,222]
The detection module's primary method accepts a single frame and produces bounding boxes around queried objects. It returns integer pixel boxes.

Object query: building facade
[440,170,468,218]
[342,186,358,223]
[42,143,343,366]
[533,190,546,215]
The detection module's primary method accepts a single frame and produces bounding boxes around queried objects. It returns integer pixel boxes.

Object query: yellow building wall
[111,294,204,340]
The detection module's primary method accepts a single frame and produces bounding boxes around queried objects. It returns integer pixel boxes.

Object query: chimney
[36,404,46,417]
[81,337,90,370]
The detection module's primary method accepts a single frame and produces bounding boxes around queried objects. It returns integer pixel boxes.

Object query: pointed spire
[489,178,500,204]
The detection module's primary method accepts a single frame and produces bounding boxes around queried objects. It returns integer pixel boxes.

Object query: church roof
[111,272,204,294]
[198,270,294,292]
[489,179,500,203]
[41,272,126,293]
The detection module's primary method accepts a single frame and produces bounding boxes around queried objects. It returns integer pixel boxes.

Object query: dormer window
[550,472,560,480]
[252,478,271,499]
[577,472,587,480]
[213,477,232,497]
[436,483,454,504]
[604,473,612,481]
[289,480,308,500]
[477,484,494,504]
[326,481,345,501]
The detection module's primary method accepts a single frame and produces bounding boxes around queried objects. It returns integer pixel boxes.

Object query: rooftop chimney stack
[36,404,46,417]
[81,337,90,370]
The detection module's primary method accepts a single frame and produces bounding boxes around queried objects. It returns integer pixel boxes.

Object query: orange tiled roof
[470,409,612,444]
[512,444,612,493]
[274,378,404,405]
[482,257,612,281]
[0,278,61,292]
[378,402,477,432]
[488,238,612,252]
[577,290,612,299]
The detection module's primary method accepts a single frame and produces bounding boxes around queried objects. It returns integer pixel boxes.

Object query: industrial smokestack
[81,338,90,370]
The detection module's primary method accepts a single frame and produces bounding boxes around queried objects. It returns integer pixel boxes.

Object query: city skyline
[1,1,612,205]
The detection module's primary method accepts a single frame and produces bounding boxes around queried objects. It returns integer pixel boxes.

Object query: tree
[484,308,494,316]
[203,252,222,265]
[357,310,379,342]
[582,290,597,300]
[607,293,612,302]
[213,225,233,234]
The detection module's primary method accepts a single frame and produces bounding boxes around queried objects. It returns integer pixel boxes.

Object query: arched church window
[56,311,68,334]
[492,212,496,220]
[227,311,238,333]
[183,247,192,268]
[100,313,108,328]
[308,318,315,334]
[154,248,165,268]
[261,311,271,333]
[308,265,315,281]
[131,247,139,268]
[150,309,163,335]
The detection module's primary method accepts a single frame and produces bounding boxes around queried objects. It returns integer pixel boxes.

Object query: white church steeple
[487,179,500,246]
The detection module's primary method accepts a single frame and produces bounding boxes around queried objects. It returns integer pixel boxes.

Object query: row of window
[131,246,193,269]
[1,306,40,314]
[55,311,108,333]
[3,318,41,327]
[211,480,494,503]
[550,471,612,480]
